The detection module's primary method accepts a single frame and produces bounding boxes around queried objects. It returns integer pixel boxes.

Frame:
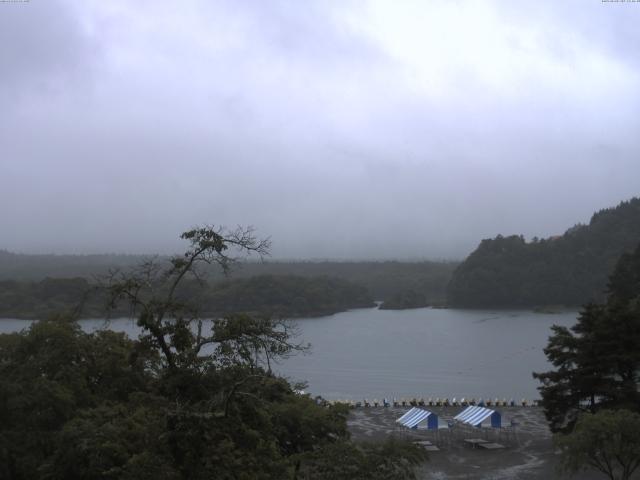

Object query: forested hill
[0,275,373,320]
[447,197,640,308]
[199,275,374,318]
[0,252,457,306]
[0,251,149,280]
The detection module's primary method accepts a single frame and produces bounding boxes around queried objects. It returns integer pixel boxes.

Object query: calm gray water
[277,307,577,401]
[0,307,577,401]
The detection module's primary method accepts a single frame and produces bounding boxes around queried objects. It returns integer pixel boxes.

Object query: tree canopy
[556,409,640,480]
[533,242,640,433]
[0,274,373,320]
[379,289,429,310]
[448,197,640,307]
[0,250,457,312]
[0,226,425,479]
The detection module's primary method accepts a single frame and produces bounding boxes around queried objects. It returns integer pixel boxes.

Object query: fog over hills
[1,1,640,259]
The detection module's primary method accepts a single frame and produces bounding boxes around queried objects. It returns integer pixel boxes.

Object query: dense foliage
[200,275,373,318]
[448,197,640,307]
[0,251,457,308]
[0,318,354,479]
[230,261,456,306]
[0,227,426,479]
[0,275,373,320]
[533,242,640,433]
[555,409,640,480]
[296,437,427,479]
[379,290,429,310]
[0,277,94,319]
[0,250,147,281]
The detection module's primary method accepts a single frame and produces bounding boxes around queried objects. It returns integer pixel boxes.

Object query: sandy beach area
[347,406,607,480]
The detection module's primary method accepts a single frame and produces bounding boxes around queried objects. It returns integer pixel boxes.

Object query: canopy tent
[454,405,501,428]
[396,407,438,430]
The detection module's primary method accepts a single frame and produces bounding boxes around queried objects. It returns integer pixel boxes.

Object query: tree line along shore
[1,206,639,479]
[2,197,639,318]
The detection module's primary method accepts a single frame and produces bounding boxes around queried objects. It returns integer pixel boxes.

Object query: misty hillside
[0,251,150,281]
[447,197,640,307]
[0,252,457,306]
[0,275,373,320]
[225,261,457,303]
[198,275,374,318]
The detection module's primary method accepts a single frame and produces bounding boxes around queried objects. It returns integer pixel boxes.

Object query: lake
[0,307,578,401]
[278,307,578,401]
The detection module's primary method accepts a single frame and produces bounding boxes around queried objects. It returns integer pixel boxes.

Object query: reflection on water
[0,307,577,400]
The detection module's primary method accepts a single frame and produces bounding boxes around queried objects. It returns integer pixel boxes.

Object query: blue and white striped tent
[396,407,438,430]
[454,405,501,427]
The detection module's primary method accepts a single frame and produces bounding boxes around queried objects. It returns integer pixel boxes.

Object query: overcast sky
[1,0,639,260]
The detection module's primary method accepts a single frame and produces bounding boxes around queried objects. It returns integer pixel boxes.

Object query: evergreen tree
[556,409,640,480]
[0,227,426,479]
[448,197,640,307]
[533,243,640,432]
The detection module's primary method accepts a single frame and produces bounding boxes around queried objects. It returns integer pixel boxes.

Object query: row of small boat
[325,397,538,408]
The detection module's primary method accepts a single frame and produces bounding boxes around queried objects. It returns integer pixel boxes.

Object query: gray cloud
[0,0,100,107]
[0,0,639,259]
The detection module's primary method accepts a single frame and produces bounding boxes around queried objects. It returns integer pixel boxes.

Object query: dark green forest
[448,198,640,308]
[0,227,426,480]
[0,251,146,280]
[0,318,426,480]
[0,275,373,320]
[0,253,456,305]
[0,253,456,317]
[379,290,429,310]
[228,261,456,304]
[534,241,640,432]
[533,242,640,479]
[3,197,640,313]
[201,275,373,318]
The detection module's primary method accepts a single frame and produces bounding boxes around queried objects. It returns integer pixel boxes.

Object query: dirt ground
[347,406,609,480]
